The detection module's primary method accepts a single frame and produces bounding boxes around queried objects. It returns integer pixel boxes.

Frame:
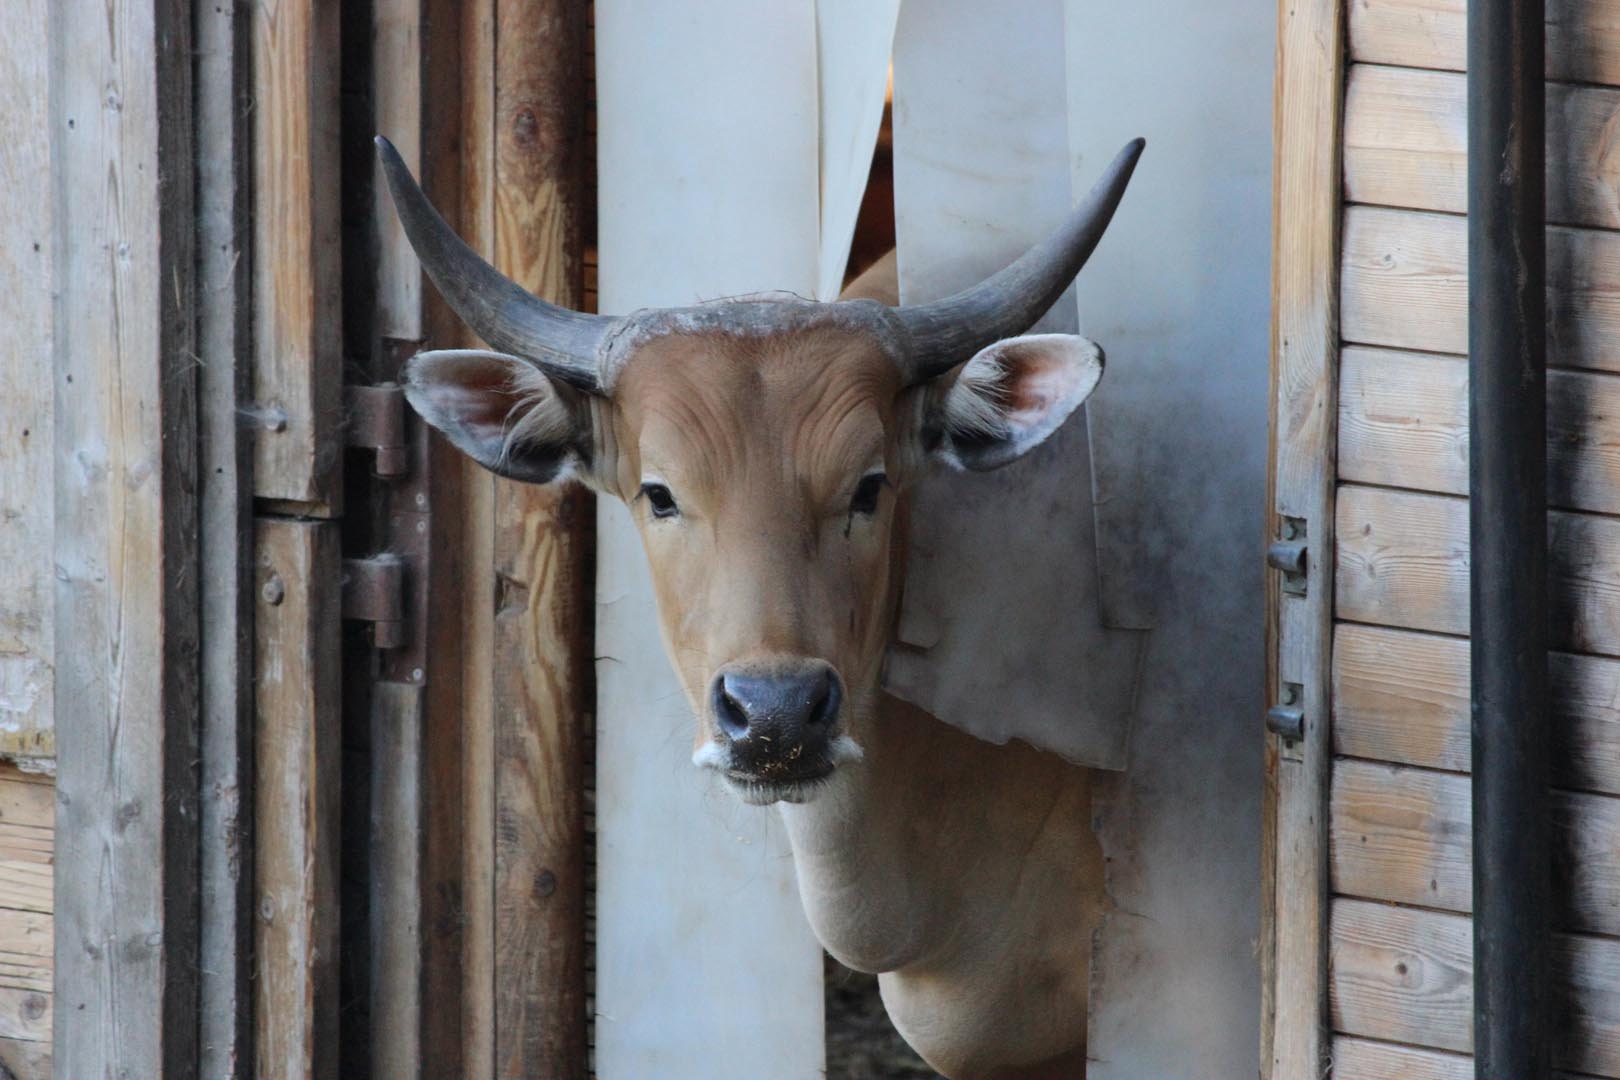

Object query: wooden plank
[370,685,423,1079]
[50,0,201,1074]
[254,518,342,1080]
[1336,484,1620,657]
[0,773,53,831]
[0,989,49,1045]
[1345,65,1620,232]
[1334,1037,1473,1080]
[489,4,591,1075]
[1339,347,1620,515]
[457,0,498,1072]
[195,0,255,1072]
[251,0,343,509]
[1342,205,1620,374]
[1349,0,1620,84]
[1335,624,1620,797]
[374,0,424,341]
[1332,759,1620,937]
[0,0,55,765]
[0,1036,51,1080]
[1331,899,1620,1075]
[1266,0,1344,1074]
[0,910,52,995]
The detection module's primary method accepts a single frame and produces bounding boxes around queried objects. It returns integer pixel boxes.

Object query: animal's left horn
[375,136,616,393]
[893,138,1145,384]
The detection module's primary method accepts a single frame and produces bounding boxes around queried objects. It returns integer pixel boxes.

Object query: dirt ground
[823,956,941,1078]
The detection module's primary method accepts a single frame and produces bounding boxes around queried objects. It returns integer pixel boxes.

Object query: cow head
[378,136,1142,805]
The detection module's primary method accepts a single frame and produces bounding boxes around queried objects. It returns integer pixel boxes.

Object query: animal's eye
[849,472,888,516]
[640,482,679,519]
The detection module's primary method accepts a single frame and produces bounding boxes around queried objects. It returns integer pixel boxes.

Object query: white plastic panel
[814,0,901,300]
[1064,2,1271,1076]
[593,3,826,1076]
[885,0,1147,770]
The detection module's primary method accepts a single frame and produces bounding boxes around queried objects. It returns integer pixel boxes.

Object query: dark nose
[710,662,843,773]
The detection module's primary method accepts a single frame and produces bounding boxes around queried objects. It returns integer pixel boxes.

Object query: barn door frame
[1262,0,1344,1075]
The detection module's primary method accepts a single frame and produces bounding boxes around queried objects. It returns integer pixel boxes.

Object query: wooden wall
[1271,1,1620,1075]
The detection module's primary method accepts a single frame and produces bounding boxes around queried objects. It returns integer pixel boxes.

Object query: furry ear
[928,334,1104,471]
[401,350,593,484]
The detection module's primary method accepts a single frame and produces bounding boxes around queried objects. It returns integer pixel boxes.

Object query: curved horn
[375,136,616,393]
[895,137,1145,383]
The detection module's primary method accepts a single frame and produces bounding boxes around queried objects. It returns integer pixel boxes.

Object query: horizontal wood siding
[1349,0,1620,83]
[1331,899,1620,1075]
[1332,759,1620,936]
[1321,9,1620,1075]
[0,768,50,1078]
[1334,624,1620,797]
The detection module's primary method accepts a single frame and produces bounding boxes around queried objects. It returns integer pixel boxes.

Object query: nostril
[712,677,749,741]
[807,670,842,729]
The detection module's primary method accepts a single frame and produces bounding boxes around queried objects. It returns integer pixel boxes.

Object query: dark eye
[849,472,888,516]
[641,482,679,519]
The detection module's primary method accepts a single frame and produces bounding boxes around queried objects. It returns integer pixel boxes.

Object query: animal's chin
[721,770,835,806]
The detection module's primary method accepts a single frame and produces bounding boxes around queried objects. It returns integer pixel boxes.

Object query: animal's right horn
[376,136,617,394]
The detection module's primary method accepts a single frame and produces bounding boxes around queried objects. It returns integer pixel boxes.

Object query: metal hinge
[346,383,408,477]
[1267,516,1308,597]
[343,556,407,649]
[342,355,431,686]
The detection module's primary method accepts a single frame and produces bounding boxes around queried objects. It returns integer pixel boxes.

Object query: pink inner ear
[443,381,523,438]
[999,346,1090,430]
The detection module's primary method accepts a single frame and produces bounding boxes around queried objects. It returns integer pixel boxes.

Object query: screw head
[261,574,285,606]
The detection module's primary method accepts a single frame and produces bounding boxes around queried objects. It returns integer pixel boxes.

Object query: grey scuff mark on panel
[1065,0,1271,1077]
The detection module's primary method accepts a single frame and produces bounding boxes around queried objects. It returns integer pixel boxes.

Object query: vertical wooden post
[492,5,593,1075]
[254,520,343,1080]
[1265,0,1344,1077]
[250,1,344,1076]
[195,0,256,1074]
[452,3,594,1075]
[252,0,344,514]
[50,0,202,1075]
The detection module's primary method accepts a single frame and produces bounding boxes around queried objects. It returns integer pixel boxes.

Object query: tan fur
[568,267,1105,1075]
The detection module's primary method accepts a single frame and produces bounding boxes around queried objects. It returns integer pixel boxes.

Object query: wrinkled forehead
[612,318,903,483]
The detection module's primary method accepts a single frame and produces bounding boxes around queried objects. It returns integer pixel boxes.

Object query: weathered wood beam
[50,0,201,1073]
[1349,0,1620,84]
[1265,0,1345,1074]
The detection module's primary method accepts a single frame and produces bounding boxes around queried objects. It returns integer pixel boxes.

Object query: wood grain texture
[0,910,52,995]
[1330,899,1620,1075]
[371,685,424,1079]
[1332,759,1620,937]
[1336,484,1620,657]
[1349,0,1620,84]
[489,3,592,1076]
[251,0,343,509]
[0,0,55,764]
[1342,205,1620,373]
[1345,64,1620,231]
[254,518,341,1080]
[1339,346,1620,514]
[0,1036,52,1080]
[1333,1037,1473,1079]
[50,0,201,1073]
[1334,623,1620,797]
[195,0,256,1072]
[0,989,50,1045]
[1266,0,1345,1075]
[457,1,499,1072]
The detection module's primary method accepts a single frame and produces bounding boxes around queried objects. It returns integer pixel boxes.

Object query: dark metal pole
[1469,0,1553,1074]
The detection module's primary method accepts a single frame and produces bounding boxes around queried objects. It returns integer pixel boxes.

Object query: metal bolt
[261,574,285,606]
[411,668,424,683]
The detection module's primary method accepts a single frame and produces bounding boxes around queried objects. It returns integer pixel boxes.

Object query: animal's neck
[776,692,1094,975]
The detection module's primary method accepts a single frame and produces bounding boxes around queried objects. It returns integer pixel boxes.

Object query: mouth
[722,770,835,806]
[692,734,863,805]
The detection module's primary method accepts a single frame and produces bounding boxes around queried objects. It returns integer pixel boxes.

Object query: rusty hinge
[346,383,408,477]
[343,556,407,649]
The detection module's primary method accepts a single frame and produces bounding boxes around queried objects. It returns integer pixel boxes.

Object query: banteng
[379,134,1143,1078]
